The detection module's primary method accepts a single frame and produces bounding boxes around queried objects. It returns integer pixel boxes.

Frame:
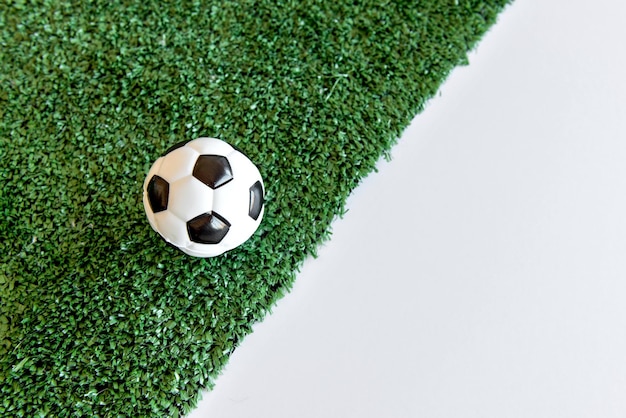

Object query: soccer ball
[143,137,265,257]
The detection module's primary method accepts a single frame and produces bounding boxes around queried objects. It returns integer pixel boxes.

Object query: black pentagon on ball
[248,181,264,220]
[147,175,169,213]
[163,140,190,156]
[187,211,231,244]
[192,155,233,189]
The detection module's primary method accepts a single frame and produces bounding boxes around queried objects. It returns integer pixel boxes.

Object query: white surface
[189,1,626,417]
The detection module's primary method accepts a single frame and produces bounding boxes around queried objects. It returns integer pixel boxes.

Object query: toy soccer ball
[143,137,264,257]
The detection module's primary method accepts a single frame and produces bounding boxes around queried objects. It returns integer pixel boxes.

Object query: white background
[189,0,626,417]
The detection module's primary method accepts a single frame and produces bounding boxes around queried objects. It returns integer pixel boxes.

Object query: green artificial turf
[0,0,510,415]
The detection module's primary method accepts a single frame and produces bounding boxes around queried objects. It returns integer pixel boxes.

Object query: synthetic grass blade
[1,0,510,415]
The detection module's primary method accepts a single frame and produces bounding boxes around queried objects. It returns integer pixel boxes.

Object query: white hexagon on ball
[143,137,265,257]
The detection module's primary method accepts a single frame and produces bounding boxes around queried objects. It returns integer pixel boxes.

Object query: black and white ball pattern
[143,137,264,257]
